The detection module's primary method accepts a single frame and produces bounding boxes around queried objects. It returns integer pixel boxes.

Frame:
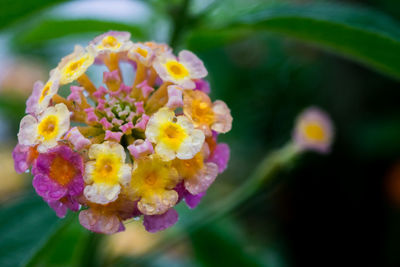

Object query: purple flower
[32,145,84,216]
[194,79,211,94]
[12,144,38,173]
[48,196,80,218]
[143,208,179,233]
[208,143,230,174]
[175,182,205,209]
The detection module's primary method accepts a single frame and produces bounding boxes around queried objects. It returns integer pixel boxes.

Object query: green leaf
[0,193,68,267]
[0,0,70,30]
[353,117,400,158]
[26,220,93,267]
[187,2,400,79]
[14,19,146,47]
[189,219,264,267]
[0,93,26,123]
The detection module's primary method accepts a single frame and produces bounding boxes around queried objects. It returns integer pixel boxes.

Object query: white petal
[18,115,38,146]
[84,183,120,205]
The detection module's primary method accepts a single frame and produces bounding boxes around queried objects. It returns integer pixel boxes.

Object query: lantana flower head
[12,31,232,234]
[293,107,334,153]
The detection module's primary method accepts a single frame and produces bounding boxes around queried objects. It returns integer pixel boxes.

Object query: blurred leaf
[0,0,69,30]
[0,93,27,133]
[27,220,93,267]
[188,2,400,79]
[0,93,26,119]
[353,117,400,158]
[0,193,69,267]
[189,219,264,267]
[14,19,146,47]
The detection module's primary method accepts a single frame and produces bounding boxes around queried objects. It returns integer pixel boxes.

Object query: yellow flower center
[174,152,204,179]
[101,35,120,49]
[144,173,157,186]
[39,82,52,103]
[136,47,148,58]
[129,157,178,201]
[49,156,76,186]
[192,100,214,125]
[303,122,325,142]
[159,122,188,150]
[38,115,59,141]
[92,154,121,185]
[166,60,189,80]
[64,57,86,77]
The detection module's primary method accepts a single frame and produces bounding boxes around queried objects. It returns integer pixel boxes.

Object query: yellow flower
[183,90,232,136]
[128,43,154,67]
[84,141,132,204]
[145,107,205,161]
[128,155,180,215]
[56,45,96,85]
[18,103,70,153]
[91,31,132,54]
[173,147,218,195]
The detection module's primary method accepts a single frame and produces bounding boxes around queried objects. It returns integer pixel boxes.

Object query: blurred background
[1,0,400,266]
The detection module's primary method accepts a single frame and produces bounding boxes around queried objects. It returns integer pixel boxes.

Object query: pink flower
[105,130,123,142]
[32,145,84,217]
[79,196,139,234]
[127,139,154,159]
[166,85,183,109]
[293,107,334,154]
[67,86,84,104]
[137,80,154,98]
[79,208,124,234]
[65,127,91,150]
[134,114,149,130]
[85,107,98,122]
[134,101,145,114]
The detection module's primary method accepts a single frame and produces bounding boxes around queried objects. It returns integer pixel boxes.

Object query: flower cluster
[13,31,232,234]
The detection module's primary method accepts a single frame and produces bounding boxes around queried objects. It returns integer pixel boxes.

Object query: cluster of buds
[13,31,232,234]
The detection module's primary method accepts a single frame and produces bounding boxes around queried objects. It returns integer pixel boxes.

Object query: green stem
[120,142,300,265]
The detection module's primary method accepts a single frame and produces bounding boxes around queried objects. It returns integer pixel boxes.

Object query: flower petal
[143,208,178,233]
